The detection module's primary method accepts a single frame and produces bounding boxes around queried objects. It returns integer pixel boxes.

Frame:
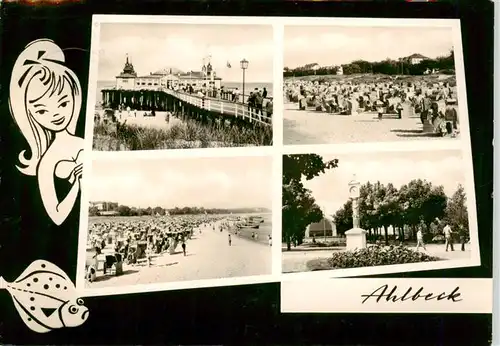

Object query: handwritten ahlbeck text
[361,284,462,304]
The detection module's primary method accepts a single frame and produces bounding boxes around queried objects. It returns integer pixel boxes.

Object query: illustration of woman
[9,39,84,226]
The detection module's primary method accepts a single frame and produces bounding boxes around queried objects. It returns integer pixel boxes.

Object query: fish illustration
[0,260,89,333]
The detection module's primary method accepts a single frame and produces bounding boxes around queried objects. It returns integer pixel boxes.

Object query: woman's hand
[72,163,83,183]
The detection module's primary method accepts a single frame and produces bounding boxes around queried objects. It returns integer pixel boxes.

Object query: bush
[306,245,440,271]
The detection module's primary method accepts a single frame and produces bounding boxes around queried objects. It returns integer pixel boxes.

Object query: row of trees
[282,154,469,251]
[283,51,455,78]
[89,203,269,217]
[334,180,469,245]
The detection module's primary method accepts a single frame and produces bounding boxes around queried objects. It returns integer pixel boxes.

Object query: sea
[221,82,273,97]
[95,80,273,104]
[226,213,272,246]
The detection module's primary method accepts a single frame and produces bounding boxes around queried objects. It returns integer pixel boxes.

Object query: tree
[333,178,451,244]
[88,206,100,217]
[421,185,448,226]
[377,183,400,245]
[445,184,469,235]
[334,199,352,236]
[282,154,338,250]
[117,205,131,216]
[358,181,375,232]
[153,206,166,216]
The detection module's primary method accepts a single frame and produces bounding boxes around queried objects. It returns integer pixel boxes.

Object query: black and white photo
[281,148,479,277]
[78,155,272,293]
[283,23,464,145]
[89,19,274,151]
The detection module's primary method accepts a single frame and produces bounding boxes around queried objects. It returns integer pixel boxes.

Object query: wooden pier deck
[165,89,272,126]
[101,88,272,127]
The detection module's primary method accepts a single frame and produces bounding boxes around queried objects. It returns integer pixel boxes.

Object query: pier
[101,88,272,127]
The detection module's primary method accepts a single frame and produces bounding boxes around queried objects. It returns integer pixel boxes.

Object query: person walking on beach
[415,227,426,251]
[181,241,186,256]
[376,100,384,121]
[146,241,153,267]
[458,224,467,251]
[444,223,454,251]
[228,234,232,246]
[268,235,272,246]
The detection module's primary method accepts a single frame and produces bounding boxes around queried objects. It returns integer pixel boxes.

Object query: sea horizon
[95,80,273,101]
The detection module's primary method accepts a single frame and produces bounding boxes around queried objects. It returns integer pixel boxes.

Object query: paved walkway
[283,102,457,145]
[282,243,471,273]
[86,224,271,289]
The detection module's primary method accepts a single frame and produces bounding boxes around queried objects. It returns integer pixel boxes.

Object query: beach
[283,102,455,145]
[85,214,272,288]
[86,220,271,288]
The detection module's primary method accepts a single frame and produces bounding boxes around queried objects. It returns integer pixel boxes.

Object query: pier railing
[165,89,272,126]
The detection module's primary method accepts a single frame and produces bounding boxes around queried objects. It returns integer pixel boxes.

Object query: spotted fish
[0,260,89,333]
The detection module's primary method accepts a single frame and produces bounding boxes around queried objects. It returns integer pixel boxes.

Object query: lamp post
[240,58,249,104]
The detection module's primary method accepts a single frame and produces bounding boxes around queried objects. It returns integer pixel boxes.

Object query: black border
[0,1,493,345]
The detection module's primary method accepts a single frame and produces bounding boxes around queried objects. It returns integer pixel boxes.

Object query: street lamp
[240,58,249,103]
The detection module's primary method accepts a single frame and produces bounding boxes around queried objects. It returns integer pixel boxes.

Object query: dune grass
[93,118,273,150]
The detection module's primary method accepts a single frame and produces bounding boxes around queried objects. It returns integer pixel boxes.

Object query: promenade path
[87,224,271,289]
[282,243,471,273]
[283,102,455,145]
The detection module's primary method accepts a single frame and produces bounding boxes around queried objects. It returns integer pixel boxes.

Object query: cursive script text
[361,284,463,304]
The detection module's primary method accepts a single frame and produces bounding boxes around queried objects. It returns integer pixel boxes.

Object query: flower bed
[306,245,441,271]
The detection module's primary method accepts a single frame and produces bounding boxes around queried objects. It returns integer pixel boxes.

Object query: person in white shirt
[416,227,426,251]
[443,224,454,251]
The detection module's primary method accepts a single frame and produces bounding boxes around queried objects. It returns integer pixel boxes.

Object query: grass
[93,118,273,150]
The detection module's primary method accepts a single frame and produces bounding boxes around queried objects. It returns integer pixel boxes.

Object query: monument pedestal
[345,228,367,251]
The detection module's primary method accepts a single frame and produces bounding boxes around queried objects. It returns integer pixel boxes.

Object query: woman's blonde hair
[9,39,81,176]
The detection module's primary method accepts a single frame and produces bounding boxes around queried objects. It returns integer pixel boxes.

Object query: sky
[97,23,274,83]
[88,156,272,209]
[284,26,454,69]
[304,149,466,216]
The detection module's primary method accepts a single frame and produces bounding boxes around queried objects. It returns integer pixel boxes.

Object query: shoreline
[213,219,272,247]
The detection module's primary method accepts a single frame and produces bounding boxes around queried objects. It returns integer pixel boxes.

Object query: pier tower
[116,54,137,90]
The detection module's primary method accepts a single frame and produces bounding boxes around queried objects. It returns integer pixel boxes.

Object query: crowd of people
[172,84,273,118]
[85,214,271,281]
[284,78,459,137]
[87,216,210,269]
[415,217,469,253]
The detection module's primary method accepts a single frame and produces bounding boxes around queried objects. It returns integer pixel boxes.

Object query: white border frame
[74,15,483,300]
[280,18,480,280]
[76,15,280,296]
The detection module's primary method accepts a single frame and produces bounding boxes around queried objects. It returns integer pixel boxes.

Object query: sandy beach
[283,102,458,145]
[86,222,271,289]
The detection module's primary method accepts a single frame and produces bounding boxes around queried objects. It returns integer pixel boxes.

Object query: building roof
[153,67,185,75]
[118,55,137,78]
[99,211,120,216]
[407,53,429,60]
[179,71,205,79]
[308,218,334,232]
